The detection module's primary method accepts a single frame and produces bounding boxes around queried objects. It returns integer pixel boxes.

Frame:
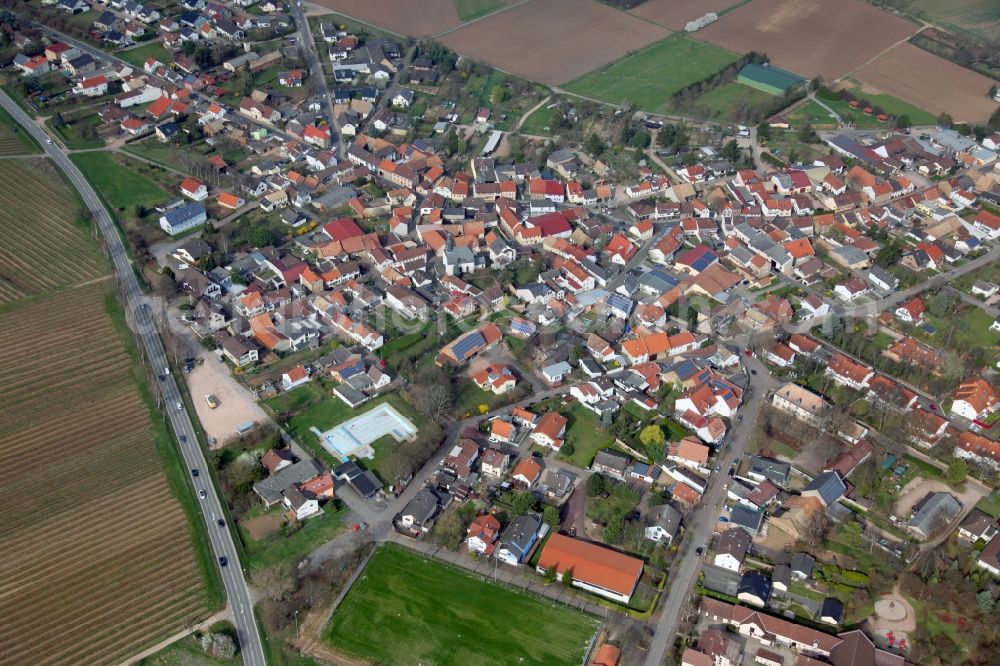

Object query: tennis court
[313,403,418,461]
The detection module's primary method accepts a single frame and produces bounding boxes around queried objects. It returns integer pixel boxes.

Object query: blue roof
[607,293,634,314]
[805,471,846,506]
[339,360,365,379]
[511,319,535,334]
[164,203,205,225]
[452,331,486,361]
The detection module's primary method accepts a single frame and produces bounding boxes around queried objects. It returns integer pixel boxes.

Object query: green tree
[947,458,968,486]
[895,114,911,129]
[243,224,275,248]
[585,133,603,156]
[560,441,575,457]
[926,291,956,318]
[990,84,998,100]
[490,85,511,105]
[798,123,819,144]
[639,425,665,448]
[561,566,574,588]
[756,121,772,142]
[603,514,624,544]
[542,504,561,529]
[586,473,606,496]
[874,241,903,268]
[721,139,739,162]
[936,112,953,128]
[978,589,995,614]
[543,565,557,583]
[510,490,537,516]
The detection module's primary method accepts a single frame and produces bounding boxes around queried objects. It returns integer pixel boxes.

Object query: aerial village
[6,2,1000,664]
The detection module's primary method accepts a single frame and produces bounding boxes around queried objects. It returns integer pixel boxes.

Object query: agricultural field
[563,34,738,113]
[893,0,1000,46]
[440,0,669,85]
[326,546,600,665]
[853,42,999,123]
[0,104,39,155]
[628,0,739,29]
[311,0,461,37]
[0,159,105,305]
[0,285,213,665]
[697,0,917,79]
[453,0,507,22]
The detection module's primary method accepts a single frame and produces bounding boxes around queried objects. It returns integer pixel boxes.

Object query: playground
[313,403,418,461]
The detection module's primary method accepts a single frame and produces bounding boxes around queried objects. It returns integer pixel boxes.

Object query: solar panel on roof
[452,331,486,361]
[512,319,534,334]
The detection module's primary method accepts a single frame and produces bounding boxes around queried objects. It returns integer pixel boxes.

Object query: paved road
[291,0,343,156]
[643,355,779,666]
[0,91,266,666]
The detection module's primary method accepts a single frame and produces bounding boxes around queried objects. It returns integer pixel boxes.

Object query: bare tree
[253,563,296,602]
[413,383,453,423]
[803,513,831,550]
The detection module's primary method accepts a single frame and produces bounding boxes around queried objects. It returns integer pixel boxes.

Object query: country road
[0,90,266,666]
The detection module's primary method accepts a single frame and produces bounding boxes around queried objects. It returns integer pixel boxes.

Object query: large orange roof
[537,534,642,598]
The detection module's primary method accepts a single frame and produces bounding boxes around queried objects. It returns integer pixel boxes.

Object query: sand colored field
[309,0,461,37]
[696,0,917,79]
[628,0,739,30]
[854,42,999,123]
[440,0,670,85]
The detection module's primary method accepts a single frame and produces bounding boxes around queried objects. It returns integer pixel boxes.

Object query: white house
[280,366,310,391]
[282,487,321,520]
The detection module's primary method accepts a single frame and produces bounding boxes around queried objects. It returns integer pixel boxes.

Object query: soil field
[440,0,670,85]
[309,0,461,37]
[0,159,105,304]
[628,0,740,30]
[853,42,1000,123]
[0,104,39,155]
[696,0,918,79]
[0,285,210,666]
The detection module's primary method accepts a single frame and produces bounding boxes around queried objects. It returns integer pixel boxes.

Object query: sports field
[564,34,739,113]
[326,546,599,665]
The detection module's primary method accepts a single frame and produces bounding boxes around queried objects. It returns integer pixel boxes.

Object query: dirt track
[696,0,917,79]
[854,42,1000,123]
[440,0,669,85]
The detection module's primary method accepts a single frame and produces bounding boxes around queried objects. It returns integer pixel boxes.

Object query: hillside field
[325,545,599,665]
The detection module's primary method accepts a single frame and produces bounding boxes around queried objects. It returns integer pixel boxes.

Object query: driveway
[184,350,268,446]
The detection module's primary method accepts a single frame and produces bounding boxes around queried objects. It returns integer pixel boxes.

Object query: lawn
[786,100,840,128]
[453,0,507,22]
[561,403,615,468]
[919,307,1000,358]
[667,81,776,122]
[117,42,172,68]
[976,491,1000,519]
[564,35,739,113]
[239,504,347,569]
[70,151,172,215]
[816,86,937,128]
[47,113,104,149]
[263,386,422,468]
[326,545,599,666]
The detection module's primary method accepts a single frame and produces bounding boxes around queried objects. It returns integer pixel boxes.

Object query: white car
[176,402,182,410]
[199,489,207,499]
[46,138,53,144]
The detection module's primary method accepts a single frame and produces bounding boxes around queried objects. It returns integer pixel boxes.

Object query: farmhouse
[536,534,643,603]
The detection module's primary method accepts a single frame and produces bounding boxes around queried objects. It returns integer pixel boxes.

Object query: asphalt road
[290,0,344,156]
[643,355,778,666]
[0,91,266,666]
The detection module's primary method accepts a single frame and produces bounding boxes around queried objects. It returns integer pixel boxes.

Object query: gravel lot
[184,351,268,446]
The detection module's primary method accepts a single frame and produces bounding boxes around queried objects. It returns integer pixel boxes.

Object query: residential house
[496,514,543,566]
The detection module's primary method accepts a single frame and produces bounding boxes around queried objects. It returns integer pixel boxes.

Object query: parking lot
[184,350,268,446]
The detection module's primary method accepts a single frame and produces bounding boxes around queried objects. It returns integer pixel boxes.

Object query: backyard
[238,503,347,569]
[70,151,172,220]
[325,545,599,665]
[117,42,173,68]
[561,403,616,468]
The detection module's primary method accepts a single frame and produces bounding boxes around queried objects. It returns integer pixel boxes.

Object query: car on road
[179,435,187,443]
[750,369,757,375]
[737,415,743,422]
[191,468,199,477]
[929,403,937,411]
[728,468,735,477]
[199,489,207,499]
[218,556,227,567]
[715,465,720,472]
[175,402,182,410]
[695,546,704,556]
[46,138,52,144]
[217,518,225,527]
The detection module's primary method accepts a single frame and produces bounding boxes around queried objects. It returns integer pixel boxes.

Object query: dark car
[217,518,226,528]
[750,369,757,375]
[180,435,187,443]
[218,556,228,567]
[728,468,735,477]
[695,546,704,556]
[191,468,199,477]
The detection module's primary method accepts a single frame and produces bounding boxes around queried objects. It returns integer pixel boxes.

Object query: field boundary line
[301,1,408,39]
[431,0,534,40]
